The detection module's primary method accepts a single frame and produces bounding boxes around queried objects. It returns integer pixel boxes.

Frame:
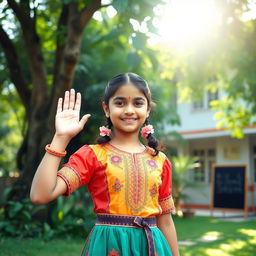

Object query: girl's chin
[114,127,140,134]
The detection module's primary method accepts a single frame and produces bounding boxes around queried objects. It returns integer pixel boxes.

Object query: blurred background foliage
[0,0,256,238]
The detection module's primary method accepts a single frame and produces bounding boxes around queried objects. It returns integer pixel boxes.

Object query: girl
[30,73,180,256]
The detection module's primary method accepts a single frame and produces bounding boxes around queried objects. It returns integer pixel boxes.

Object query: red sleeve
[158,157,175,214]
[57,145,102,197]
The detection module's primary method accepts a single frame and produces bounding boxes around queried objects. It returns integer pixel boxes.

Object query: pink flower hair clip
[141,124,154,138]
[99,126,111,137]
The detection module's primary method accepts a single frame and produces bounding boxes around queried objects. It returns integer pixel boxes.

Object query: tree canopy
[0,0,170,201]
[1,0,256,197]
[154,0,256,138]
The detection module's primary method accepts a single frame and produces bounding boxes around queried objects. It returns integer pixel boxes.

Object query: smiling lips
[121,118,138,124]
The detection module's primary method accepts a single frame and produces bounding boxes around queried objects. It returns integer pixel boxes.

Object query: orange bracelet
[45,144,67,157]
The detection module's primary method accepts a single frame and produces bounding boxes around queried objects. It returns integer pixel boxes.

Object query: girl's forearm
[30,134,71,204]
[157,214,180,256]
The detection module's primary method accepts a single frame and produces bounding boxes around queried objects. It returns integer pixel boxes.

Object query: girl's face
[103,83,150,136]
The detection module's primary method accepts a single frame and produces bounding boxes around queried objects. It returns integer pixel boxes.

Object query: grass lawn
[0,216,255,256]
[0,237,85,256]
[174,216,256,256]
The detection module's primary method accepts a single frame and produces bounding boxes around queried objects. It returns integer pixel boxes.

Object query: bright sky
[94,0,256,49]
[152,0,221,46]
[2,0,256,47]
[153,0,256,47]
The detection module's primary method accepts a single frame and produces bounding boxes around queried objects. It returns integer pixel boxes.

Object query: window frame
[191,89,219,112]
[192,148,216,184]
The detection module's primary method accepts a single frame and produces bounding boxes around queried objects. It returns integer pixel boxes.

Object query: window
[192,98,204,110]
[194,159,205,182]
[207,90,218,108]
[191,89,219,111]
[192,148,216,183]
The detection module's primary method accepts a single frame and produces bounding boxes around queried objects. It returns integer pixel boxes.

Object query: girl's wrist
[50,133,72,151]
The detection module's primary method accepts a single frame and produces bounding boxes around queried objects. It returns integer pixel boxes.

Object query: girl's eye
[134,101,144,106]
[115,101,124,106]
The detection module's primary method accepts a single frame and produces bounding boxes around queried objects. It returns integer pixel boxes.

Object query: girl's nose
[124,104,135,114]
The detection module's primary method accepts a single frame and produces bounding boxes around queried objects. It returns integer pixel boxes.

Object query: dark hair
[96,72,159,155]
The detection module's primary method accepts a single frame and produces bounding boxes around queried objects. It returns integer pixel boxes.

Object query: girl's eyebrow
[113,96,146,101]
[113,96,126,101]
[134,97,146,101]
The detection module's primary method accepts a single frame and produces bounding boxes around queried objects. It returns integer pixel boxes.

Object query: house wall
[177,134,256,213]
[216,136,250,166]
[171,101,217,132]
[166,91,256,214]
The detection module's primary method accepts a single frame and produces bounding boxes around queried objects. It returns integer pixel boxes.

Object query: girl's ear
[102,102,110,117]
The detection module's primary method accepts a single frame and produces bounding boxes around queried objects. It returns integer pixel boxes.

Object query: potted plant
[171,155,200,218]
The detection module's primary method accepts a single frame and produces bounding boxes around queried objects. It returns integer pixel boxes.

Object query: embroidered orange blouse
[57,143,175,217]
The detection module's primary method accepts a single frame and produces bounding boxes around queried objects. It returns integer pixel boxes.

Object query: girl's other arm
[30,134,71,204]
[30,89,90,204]
[156,214,180,256]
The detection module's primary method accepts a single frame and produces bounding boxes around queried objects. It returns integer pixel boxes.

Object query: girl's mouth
[121,118,137,124]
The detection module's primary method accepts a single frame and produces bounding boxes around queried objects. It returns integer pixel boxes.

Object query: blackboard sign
[211,165,248,212]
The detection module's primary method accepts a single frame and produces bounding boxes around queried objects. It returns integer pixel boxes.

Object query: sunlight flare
[152,0,221,47]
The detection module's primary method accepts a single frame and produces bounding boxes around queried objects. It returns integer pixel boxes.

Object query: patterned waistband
[96,214,157,256]
[96,214,157,227]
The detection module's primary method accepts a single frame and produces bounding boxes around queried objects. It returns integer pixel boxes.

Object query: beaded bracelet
[45,144,67,157]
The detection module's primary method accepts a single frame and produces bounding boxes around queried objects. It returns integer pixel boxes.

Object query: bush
[0,186,96,240]
[0,197,45,237]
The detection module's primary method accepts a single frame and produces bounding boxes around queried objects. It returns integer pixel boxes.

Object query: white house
[166,90,256,216]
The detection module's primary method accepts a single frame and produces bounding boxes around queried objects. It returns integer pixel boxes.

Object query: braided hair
[143,118,159,156]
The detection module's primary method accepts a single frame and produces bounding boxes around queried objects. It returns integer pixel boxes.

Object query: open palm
[55,89,90,138]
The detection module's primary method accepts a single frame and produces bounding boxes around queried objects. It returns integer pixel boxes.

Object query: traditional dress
[57,143,175,256]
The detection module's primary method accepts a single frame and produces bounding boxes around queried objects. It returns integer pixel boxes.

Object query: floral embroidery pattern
[159,195,176,214]
[107,249,120,256]
[105,143,149,214]
[112,178,124,192]
[110,155,122,165]
[146,159,158,169]
[149,184,158,198]
[57,167,81,196]
[126,154,149,214]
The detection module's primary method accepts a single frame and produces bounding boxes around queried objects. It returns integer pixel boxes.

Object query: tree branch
[48,1,101,125]
[52,4,69,89]
[7,0,48,108]
[101,4,111,8]
[0,24,31,112]
[7,0,30,27]
[80,0,102,29]
[54,1,102,94]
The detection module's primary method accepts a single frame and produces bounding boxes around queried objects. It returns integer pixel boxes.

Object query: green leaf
[22,211,32,221]
[112,0,129,13]
[9,202,23,218]
[57,211,64,222]
[44,222,51,233]
[132,32,147,50]
[127,52,141,69]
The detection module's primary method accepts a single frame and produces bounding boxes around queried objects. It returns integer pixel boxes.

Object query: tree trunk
[4,1,102,225]
[8,104,52,201]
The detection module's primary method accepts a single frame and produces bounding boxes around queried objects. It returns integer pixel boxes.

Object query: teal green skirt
[81,225,172,256]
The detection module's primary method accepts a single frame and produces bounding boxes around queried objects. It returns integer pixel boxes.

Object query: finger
[63,91,69,110]
[74,92,81,112]
[78,114,91,130]
[69,89,75,110]
[56,98,63,113]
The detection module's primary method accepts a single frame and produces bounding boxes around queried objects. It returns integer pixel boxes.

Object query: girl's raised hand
[55,89,91,138]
